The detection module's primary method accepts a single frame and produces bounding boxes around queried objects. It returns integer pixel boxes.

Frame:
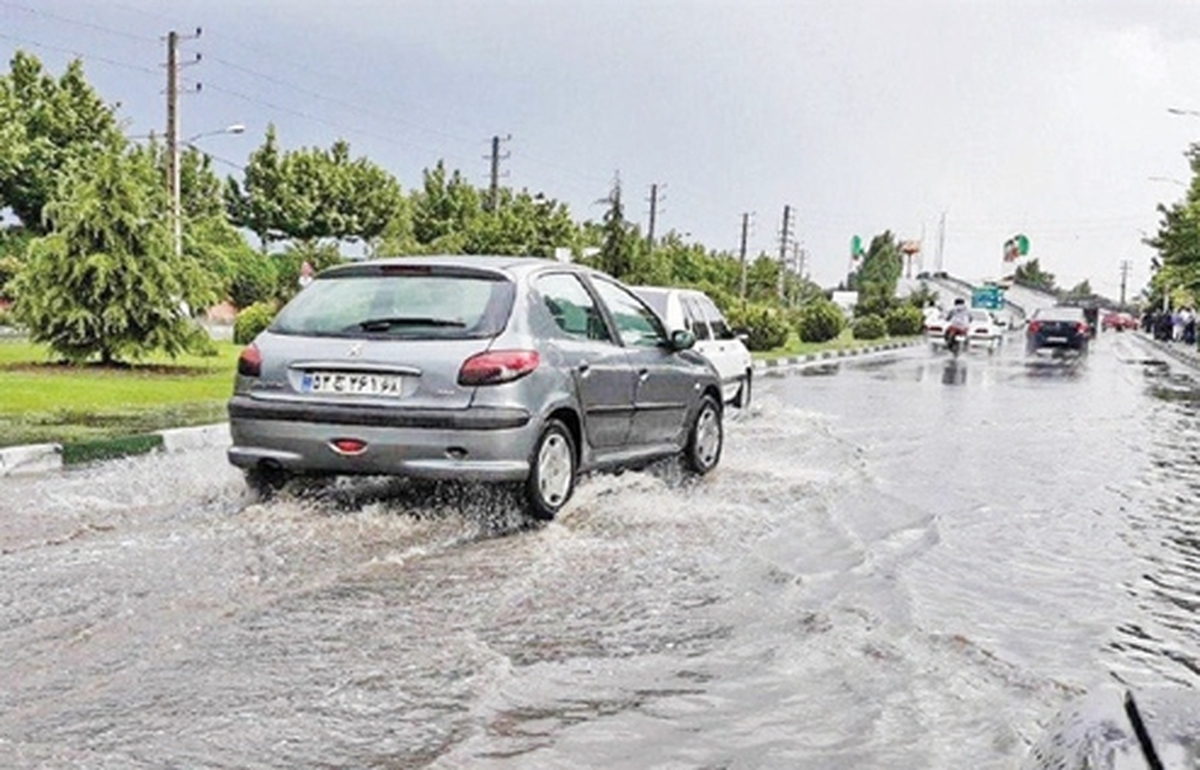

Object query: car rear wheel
[525,419,576,521]
[684,394,722,475]
[244,465,290,500]
[735,370,752,409]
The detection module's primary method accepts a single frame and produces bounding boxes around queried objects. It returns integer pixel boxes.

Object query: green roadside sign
[972,286,1004,309]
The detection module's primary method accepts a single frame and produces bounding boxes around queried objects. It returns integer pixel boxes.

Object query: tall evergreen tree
[13,145,217,364]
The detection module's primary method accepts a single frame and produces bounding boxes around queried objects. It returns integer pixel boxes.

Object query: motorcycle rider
[945,297,972,349]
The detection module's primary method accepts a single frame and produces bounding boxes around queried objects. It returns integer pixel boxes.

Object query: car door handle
[577,361,591,377]
[638,368,650,382]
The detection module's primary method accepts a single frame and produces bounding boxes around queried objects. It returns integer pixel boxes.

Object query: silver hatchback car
[227,256,725,519]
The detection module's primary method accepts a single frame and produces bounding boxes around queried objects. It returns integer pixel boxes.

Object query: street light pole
[170,124,245,258]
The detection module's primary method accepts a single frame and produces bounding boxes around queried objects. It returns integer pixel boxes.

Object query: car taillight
[458,350,540,386]
[1028,321,1041,334]
[237,344,262,377]
[1076,322,1089,334]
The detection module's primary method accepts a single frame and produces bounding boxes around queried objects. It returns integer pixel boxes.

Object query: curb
[1134,333,1200,371]
[0,422,231,479]
[752,338,922,375]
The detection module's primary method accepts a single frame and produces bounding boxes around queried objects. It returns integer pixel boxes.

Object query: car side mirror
[733,328,750,343]
[670,328,696,351]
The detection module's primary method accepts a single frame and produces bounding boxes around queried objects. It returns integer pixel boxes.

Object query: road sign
[972,286,1004,309]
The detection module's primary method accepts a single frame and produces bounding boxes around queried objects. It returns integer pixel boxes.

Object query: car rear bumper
[1027,336,1087,352]
[226,396,538,481]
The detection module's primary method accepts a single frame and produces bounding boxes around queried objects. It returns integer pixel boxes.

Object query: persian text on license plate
[301,371,403,396]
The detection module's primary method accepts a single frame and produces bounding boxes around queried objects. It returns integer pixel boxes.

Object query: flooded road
[2,332,1198,768]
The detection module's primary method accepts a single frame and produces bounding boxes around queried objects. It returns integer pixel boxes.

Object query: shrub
[796,298,845,343]
[229,251,278,309]
[851,314,887,340]
[725,302,789,351]
[885,304,925,336]
[234,301,279,345]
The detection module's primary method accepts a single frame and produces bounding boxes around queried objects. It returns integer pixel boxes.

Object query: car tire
[735,370,752,409]
[684,394,723,475]
[524,418,576,521]
[244,465,290,500]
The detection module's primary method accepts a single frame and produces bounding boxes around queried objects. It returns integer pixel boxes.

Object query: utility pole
[486,134,511,212]
[164,28,201,258]
[646,183,662,247]
[777,204,793,300]
[1119,259,1132,307]
[739,212,751,301]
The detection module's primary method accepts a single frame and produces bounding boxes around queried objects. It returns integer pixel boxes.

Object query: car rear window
[1033,307,1085,322]
[270,270,515,339]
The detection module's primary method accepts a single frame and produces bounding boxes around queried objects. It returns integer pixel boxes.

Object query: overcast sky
[6,0,1200,298]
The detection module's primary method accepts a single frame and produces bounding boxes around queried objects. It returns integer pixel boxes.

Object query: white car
[966,309,1005,350]
[925,308,1004,352]
[631,286,753,408]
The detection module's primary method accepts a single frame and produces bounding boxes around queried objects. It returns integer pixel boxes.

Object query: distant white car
[966,309,1005,350]
[925,308,1004,352]
[632,286,753,408]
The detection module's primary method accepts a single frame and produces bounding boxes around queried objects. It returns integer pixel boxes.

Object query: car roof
[1033,306,1085,320]
[320,254,588,280]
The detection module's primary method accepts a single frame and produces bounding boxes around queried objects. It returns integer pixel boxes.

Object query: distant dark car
[1026,306,1090,356]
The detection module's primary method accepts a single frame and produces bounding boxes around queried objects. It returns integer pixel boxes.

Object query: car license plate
[1046,336,1068,343]
[301,371,403,396]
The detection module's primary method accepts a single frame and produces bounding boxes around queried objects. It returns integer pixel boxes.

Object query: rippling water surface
[1,333,1197,768]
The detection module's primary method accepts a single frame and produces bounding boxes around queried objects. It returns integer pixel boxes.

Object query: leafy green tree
[1061,279,1093,302]
[226,126,403,249]
[904,281,940,309]
[12,145,217,364]
[408,160,483,252]
[1148,144,1200,301]
[852,231,903,317]
[1013,258,1056,292]
[463,188,577,258]
[744,253,782,304]
[0,51,123,232]
[592,178,640,280]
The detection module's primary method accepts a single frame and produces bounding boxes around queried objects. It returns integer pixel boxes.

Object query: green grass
[752,329,920,361]
[0,339,240,448]
[0,331,919,450]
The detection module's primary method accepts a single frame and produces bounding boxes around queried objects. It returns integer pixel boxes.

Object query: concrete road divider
[0,422,233,478]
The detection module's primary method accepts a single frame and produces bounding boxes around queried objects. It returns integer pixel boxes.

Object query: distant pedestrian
[298,260,315,289]
[1155,312,1171,341]
[1185,307,1197,345]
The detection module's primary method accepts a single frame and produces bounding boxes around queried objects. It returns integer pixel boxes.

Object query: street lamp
[1168,107,1200,117]
[171,123,245,258]
[184,123,245,147]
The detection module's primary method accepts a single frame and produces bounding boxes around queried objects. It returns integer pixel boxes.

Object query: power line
[0,1,159,44]
[0,31,160,76]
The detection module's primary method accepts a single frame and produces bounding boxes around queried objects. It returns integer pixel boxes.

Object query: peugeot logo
[347,342,365,358]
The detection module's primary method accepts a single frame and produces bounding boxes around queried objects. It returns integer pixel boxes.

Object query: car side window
[535,273,612,343]
[591,278,668,348]
[699,296,734,340]
[683,296,711,340]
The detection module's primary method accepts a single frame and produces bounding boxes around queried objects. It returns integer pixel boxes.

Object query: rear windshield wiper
[356,316,467,332]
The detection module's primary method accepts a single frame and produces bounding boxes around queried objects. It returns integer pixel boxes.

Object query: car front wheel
[735,370,752,409]
[524,419,576,521]
[685,394,723,474]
